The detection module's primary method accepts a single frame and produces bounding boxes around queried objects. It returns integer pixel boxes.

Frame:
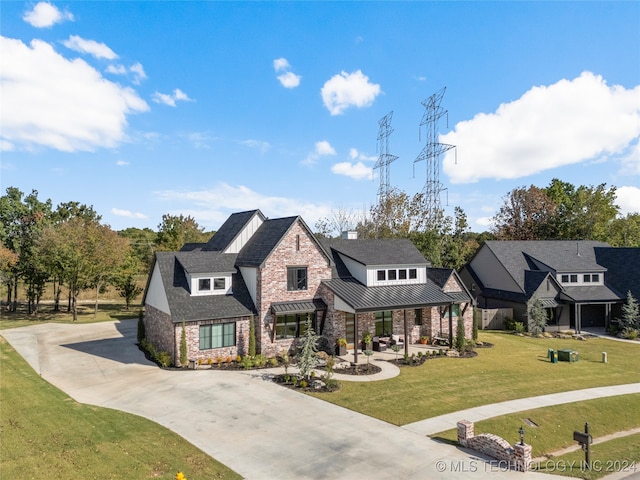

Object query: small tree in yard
[297,314,319,380]
[455,316,465,352]
[472,308,479,342]
[528,297,547,336]
[180,321,188,367]
[618,290,639,334]
[248,315,256,357]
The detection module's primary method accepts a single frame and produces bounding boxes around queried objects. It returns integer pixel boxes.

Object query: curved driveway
[3,320,562,480]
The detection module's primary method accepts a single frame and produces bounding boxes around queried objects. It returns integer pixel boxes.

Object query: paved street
[1,319,612,479]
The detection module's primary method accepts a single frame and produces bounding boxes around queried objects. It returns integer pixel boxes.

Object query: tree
[119,227,157,272]
[156,214,209,251]
[618,291,639,331]
[248,315,256,357]
[180,321,188,367]
[297,314,319,380]
[314,206,362,239]
[492,185,557,240]
[112,254,144,309]
[356,188,427,239]
[528,297,547,336]
[455,315,466,352]
[608,214,640,247]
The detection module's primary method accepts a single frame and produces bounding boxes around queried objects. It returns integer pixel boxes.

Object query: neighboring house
[459,240,639,332]
[143,209,473,365]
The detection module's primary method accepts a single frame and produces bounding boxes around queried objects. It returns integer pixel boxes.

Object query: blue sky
[1,1,639,233]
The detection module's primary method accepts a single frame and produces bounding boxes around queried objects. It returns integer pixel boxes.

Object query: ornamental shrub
[179,321,188,367]
[137,310,145,343]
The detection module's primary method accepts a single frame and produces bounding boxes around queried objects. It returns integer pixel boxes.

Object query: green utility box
[558,349,579,362]
[549,349,558,363]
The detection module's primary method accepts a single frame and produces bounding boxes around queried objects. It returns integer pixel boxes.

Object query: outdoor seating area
[338,342,448,365]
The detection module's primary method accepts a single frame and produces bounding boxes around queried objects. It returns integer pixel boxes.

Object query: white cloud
[23,2,73,28]
[302,140,336,165]
[616,186,640,215]
[273,58,290,72]
[277,71,301,89]
[241,139,271,154]
[116,160,129,166]
[152,88,193,106]
[321,70,381,115]
[618,141,640,176]
[62,35,118,60]
[331,161,373,180]
[154,183,333,230]
[184,132,213,149]
[442,72,640,184]
[111,208,147,219]
[106,62,147,84]
[0,36,149,152]
[348,148,377,162]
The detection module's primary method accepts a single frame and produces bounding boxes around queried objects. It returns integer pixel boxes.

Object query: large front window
[287,267,307,291]
[375,310,393,336]
[275,313,316,339]
[200,323,236,349]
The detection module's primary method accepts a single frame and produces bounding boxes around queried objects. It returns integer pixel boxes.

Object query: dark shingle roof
[427,268,454,289]
[594,247,640,301]
[204,210,264,252]
[175,251,237,275]
[322,277,459,312]
[484,240,610,292]
[180,243,206,252]
[155,252,256,323]
[561,285,623,303]
[235,216,299,267]
[321,238,429,267]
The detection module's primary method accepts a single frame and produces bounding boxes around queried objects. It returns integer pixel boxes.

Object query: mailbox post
[573,422,592,469]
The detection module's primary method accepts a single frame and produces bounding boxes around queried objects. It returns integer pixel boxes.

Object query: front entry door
[346,313,355,347]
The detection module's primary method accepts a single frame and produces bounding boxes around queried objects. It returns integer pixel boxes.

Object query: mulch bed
[333,363,382,375]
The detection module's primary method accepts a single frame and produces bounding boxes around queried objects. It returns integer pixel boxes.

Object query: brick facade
[144,304,175,359]
[256,221,332,357]
[181,316,251,366]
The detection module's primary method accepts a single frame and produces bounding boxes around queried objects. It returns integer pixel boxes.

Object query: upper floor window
[409,269,417,279]
[399,269,407,280]
[388,269,397,280]
[377,270,386,281]
[591,274,600,282]
[287,267,307,291]
[199,278,211,291]
[214,278,225,290]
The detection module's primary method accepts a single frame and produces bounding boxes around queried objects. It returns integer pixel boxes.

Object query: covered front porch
[337,341,450,365]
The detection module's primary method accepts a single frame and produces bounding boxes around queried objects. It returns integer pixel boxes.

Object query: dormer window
[399,269,407,280]
[214,278,225,290]
[409,269,417,279]
[377,270,386,281]
[388,269,397,280]
[199,279,211,291]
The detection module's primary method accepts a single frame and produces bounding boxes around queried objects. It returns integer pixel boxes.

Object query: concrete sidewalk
[403,383,640,436]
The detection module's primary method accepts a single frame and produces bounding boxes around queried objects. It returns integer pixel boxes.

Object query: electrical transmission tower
[374,111,398,204]
[414,87,455,227]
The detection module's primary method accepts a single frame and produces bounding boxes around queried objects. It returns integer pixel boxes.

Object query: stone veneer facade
[256,221,332,357]
[144,304,176,360]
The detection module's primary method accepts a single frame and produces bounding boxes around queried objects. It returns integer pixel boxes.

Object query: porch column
[605,303,611,329]
[449,303,453,347]
[354,313,358,364]
[403,309,409,357]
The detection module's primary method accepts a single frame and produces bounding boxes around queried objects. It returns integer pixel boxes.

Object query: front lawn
[308,331,640,425]
[0,337,241,480]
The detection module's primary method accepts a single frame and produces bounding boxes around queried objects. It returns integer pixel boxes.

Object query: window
[375,311,393,336]
[214,278,225,290]
[451,304,460,316]
[570,274,578,282]
[409,269,417,279]
[388,269,397,280]
[561,274,569,283]
[591,274,600,282]
[399,269,407,280]
[583,274,591,283]
[200,323,236,349]
[414,308,423,325]
[275,313,316,339]
[198,278,211,291]
[377,270,386,281]
[287,267,307,291]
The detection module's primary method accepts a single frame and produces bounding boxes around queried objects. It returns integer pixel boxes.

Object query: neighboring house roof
[175,251,237,274]
[321,238,429,266]
[594,247,640,301]
[180,243,206,252]
[154,252,256,323]
[204,209,264,252]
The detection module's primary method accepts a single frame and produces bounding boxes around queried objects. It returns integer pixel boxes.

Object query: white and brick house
[142,209,473,365]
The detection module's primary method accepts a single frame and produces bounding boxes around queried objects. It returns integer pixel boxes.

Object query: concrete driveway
[2,320,560,480]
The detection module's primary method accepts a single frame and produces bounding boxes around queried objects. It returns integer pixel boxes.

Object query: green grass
[431,394,640,457]
[0,337,241,480]
[309,331,640,425]
[534,433,640,479]
[0,302,141,330]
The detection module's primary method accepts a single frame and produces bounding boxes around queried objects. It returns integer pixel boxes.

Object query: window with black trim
[451,304,460,316]
[388,269,397,280]
[375,310,393,336]
[200,322,236,349]
[591,274,600,282]
[275,313,316,339]
[583,274,591,283]
[399,269,407,280]
[570,274,578,282]
[198,278,211,291]
[377,270,386,281]
[414,308,423,325]
[214,278,225,290]
[409,269,417,279]
[287,267,307,291]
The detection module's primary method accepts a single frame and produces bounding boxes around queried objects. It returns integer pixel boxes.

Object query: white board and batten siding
[224,215,264,254]
[239,266,258,306]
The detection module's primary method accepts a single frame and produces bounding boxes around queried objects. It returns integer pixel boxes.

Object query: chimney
[341,230,358,240]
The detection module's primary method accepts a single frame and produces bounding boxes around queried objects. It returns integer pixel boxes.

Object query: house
[459,240,639,332]
[143,209,473,366]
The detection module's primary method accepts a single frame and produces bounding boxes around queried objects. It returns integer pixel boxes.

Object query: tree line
[315,178,639,270]
[0,187,212,318]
